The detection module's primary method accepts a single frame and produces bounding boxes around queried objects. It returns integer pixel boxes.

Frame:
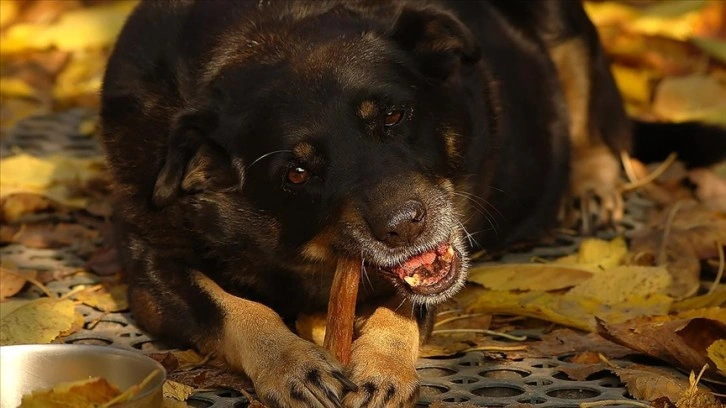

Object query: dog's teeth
[447,246,454,256]
[404,274,421,287]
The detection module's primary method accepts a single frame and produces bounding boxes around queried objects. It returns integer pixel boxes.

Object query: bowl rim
[0,343,167,403]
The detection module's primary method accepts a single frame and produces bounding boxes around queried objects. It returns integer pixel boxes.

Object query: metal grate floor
[1,110,650,407]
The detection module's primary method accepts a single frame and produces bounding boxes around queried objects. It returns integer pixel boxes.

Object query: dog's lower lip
[381,242,461,296]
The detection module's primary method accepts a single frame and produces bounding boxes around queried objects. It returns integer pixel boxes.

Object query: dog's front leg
[343,297,421,408]
[194,273,356,408]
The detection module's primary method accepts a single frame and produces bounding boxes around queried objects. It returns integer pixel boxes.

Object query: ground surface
[1,1,725,407]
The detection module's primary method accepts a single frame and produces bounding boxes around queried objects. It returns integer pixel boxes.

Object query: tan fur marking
[344,300,420,406]
[293,142,314,159]
[441,125,460,160]
[549,38,592,151]
[358,100,377,119]
[301,228,334,261]
[193,272,293,376]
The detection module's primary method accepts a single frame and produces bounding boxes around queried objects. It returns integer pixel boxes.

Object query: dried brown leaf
[0,264,37,300]
[613,364,693,402]
[597,316,726,378]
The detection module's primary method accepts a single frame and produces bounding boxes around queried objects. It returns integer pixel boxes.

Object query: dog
[101,1,636,406]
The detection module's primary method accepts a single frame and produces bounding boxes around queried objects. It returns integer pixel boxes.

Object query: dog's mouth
[381,242,462,296]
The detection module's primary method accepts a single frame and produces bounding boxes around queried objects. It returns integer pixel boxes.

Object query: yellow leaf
[19,377,121,408]
[672,286,726,311]
[0,1,139,54]
[467,263,592,291]
[653,75,726,125]
[707,339,726,376]
[0,297,79,346]
[0,153,105,208]
[0,77,37,99]
[73,284,129,313]
[163,380,194,401]
[676,307,726,322]
[566,266,672,306]
[0,0,19,29]
[464,286,671,332]
[610,65,656,105]
[630,0,707,41]
[554,236,628,272]
[583,2,639,27]
[53,51,106,105]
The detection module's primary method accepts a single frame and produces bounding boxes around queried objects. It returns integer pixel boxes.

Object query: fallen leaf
[652,75,726,125]
[672,287,726,311]
[613,364,695,402]
[19,377,121,408]
[565,265,672,306]
[553,236,628,272]
[163,380,194,401]
[676,368,723,408]
[0,193,58,223]
[148,349,211,374]
[556,363,609,382]
[0,297,80,345]
[0,264,37,300]
[611,64,656,104]
[0,153,105,208]
[466,263,593,291]
[0,1,138,54]
[597,316,726,378]
[527,328,634,360]
[73,284,128,313]
[168,367,253,393]
[706,339,726,376]
[0,0,19,28]
[629,200,726,299]
[465,285,671,332]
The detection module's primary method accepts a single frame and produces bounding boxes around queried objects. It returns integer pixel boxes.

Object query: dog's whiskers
[456,219,481,249]
[453,191,501,236]
[243,149,292,174]
[360,255,374,291]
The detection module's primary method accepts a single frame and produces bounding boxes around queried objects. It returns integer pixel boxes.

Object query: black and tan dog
[101,1,635,406]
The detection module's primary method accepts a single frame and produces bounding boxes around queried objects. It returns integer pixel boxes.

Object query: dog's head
[153,3,482,305]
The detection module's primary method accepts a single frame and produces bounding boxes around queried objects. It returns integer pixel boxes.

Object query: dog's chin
[376,241,467,305]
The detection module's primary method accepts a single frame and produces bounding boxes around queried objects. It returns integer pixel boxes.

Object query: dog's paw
[253,337,357,408]
[560,146,624,234]
[342,336,419,408]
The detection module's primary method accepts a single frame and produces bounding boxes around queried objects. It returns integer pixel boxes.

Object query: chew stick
[324,257,361,366]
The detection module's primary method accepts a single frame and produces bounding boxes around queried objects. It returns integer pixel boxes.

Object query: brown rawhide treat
[323,257,360,365]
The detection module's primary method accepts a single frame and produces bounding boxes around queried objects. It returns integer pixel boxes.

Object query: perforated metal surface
[1,110,648,407]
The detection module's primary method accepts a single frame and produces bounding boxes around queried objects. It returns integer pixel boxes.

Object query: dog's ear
[390,5,480,80]
[152,111,219,207]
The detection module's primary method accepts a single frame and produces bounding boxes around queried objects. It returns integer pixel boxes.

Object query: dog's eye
[384,109,406,128]
[287,166,311,184]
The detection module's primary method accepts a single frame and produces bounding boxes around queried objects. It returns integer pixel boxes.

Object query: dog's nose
[372,200,427,248]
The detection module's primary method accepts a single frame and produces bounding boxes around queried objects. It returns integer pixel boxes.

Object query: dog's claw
[561,146,624,234]
[342,337,419,408]
[252,338,352,408]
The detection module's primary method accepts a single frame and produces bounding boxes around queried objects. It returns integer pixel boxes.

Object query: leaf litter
[0,1,724,407]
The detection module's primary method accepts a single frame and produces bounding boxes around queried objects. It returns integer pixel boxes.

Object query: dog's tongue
[394,243,454,288]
